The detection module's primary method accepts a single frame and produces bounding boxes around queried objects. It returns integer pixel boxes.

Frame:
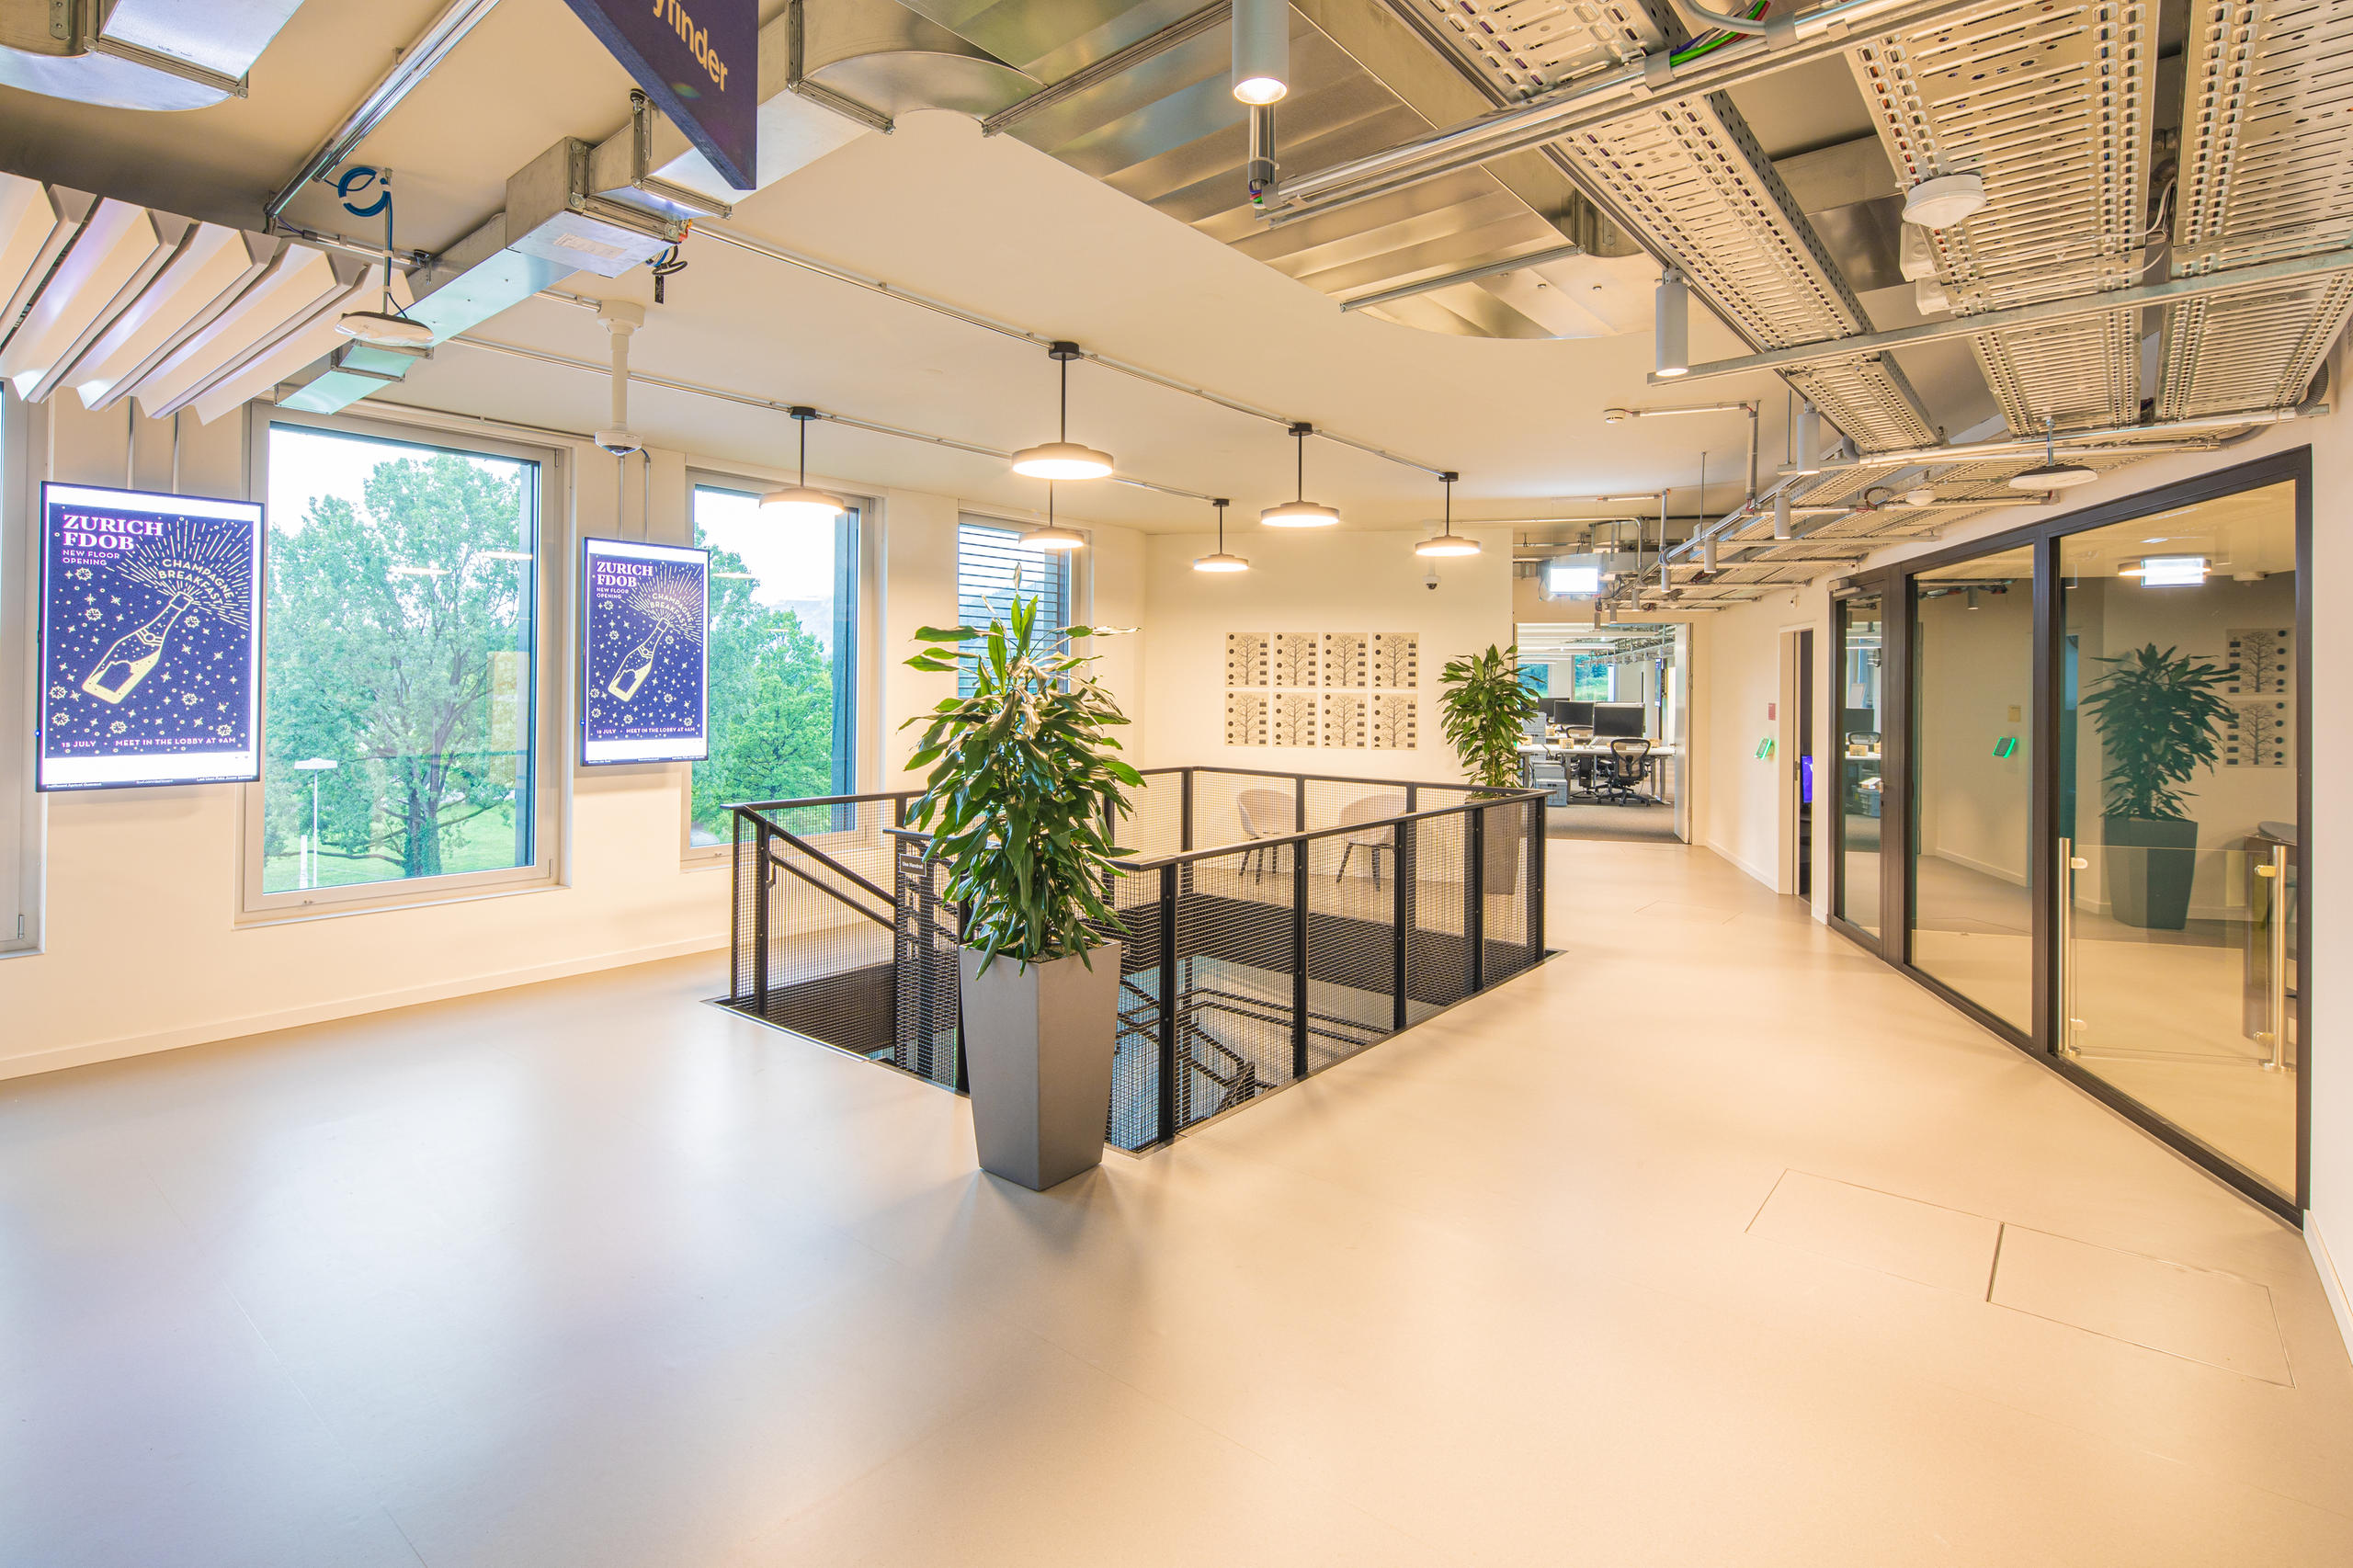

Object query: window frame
[0,389,40,955]
[952,510,1090,697]
[237,406,568,921]
[678,468,874,864]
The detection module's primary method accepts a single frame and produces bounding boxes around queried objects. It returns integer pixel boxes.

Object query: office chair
[1333,793,1408,888]
[1235,788,1297,880]
[1600,738,1652,804]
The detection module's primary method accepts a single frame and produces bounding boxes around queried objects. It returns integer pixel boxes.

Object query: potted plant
[1438,643,1543,895]
[2080,642,2234,930]
[903,594,1141,1190]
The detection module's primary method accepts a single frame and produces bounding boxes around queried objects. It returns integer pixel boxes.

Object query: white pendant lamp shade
[1009,440,1114,480]
[1263,422,1339,528]
[1013,342,1113,481]
[1195,498,1249,571]
[1233,0,1290,103]
[1903,171,1987,229]
[762,406,847,521]
[2008,416,2097,491]
[1028,482,1087,551]
[1654,267,1688,377]
[1415,472,1480,557]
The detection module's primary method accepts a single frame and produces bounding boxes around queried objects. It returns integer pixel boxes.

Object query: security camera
[1424,567,1439,591]
[593,426,644,457]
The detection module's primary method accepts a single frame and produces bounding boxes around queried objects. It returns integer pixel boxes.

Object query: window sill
[235,873,563,928]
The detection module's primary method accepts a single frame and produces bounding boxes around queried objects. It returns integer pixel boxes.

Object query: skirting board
[2311,1212,2353,1370]
[0,933,730,1082]
[1706,836,1778,893]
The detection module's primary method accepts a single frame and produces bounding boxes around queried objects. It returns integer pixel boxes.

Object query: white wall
[0,394,1144,1080]
[1692,348,2352,1351]
[1139,526,1515,782]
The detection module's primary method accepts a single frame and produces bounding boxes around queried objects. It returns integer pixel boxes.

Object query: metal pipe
[266,0,503,230]
[1661,246,2353,384]
[1336,242,1585,313]
[983,1,1231,137]
[1264,0,1986,219]
[693,221,1450,477]
[2259,846,2289,1072]
[1811,409,2313,472]
[2059,838,2080,1055]
[1246,102,1278,207]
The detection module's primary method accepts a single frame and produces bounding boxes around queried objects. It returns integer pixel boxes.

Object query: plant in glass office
[1438,643,1541,790]
[902,594,1141,1189]
[2079,642,2234,930]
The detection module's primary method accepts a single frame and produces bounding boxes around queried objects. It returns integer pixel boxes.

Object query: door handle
[2069,857,2087,870]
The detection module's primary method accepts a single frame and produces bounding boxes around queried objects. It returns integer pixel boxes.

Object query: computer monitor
[1591,703,1645,738]
[1548,699,1594,728]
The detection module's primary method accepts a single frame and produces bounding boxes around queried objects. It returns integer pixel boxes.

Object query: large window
[955,517,1071,695]
[688,481,857,845]
[246,417,554,911]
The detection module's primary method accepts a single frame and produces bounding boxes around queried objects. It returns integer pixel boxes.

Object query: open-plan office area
[2,0,2350,1562]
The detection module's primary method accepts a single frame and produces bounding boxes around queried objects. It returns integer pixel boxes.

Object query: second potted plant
[903,594,1141,1190]
[2080,642,2233,930]
[1438,643,1543,895]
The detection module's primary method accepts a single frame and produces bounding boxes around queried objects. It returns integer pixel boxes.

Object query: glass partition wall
[1837,452,2309,1218]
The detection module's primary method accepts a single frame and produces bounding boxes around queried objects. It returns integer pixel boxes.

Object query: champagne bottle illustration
[81,523,249,709]
[82,596,193,704]
[602,570,703,705]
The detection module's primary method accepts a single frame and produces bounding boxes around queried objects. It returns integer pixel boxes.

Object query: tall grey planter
[958,943,1121,1190]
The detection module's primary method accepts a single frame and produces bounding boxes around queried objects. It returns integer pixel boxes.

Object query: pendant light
[1415,472,1479,557]
[1261,422,1340,527]
[761,407,847,522]
[1028,482,1087,551]
[1771,487,1792,540]
[1195,497,1249,572]
[2008,415,2097,491]
[1011,341,1114,480]
[335,168,432,349]
[1654,267,1688,378]
[1232,0,1290,104]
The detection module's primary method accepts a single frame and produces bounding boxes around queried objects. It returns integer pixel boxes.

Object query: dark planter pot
[957,943,1120,1190]
[2102,815,2200,930]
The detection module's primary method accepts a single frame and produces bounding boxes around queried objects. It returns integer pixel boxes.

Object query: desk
[1520,741,1678,801]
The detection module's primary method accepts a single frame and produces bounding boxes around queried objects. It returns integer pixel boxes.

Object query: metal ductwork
[0,0,307,110]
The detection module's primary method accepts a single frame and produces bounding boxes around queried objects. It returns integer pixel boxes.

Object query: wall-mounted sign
[561,0,758,190]
[37,483,264,791]
[581,537,709,765]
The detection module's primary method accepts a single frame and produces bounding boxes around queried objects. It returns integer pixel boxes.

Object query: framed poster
[581,537,710,765]
[37,482,265,790]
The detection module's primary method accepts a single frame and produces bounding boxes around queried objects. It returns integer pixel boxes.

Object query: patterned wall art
[1322,690,1368,748]
[1270,689,1318,747]
[2220,627,2292,767]
[1371,693,1417,750]
[1224,631,1268,687]
[1321,631,1368,688]
[1272,631,1320,688]
[1224,690,1268,746]
[1222,631,1416,748]
[1371,631,1419,688]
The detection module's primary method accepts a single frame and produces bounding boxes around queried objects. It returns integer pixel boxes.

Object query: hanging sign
[37,483,265,791]
[581,537,710,766]
[560,0,758,191]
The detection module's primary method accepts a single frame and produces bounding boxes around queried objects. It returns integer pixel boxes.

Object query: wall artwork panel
[1322,631,1368,688]
[1371,631,1419,688]
[2219,628,2292,767]
[1224,631,1269,688]
[1322,690,1368,748]
[1270,690,1318,747]
[1371,694,1417,750]
[1272,631,1319,688]
[1224,690,1268,747]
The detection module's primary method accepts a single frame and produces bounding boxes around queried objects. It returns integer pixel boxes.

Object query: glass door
[1832,592,1885,937]
[2054,482,2301,1200]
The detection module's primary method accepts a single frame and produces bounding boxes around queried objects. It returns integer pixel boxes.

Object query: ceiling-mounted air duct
[0,0,308,110]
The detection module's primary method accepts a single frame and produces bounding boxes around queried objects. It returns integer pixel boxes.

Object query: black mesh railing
[724,768,1549,1150]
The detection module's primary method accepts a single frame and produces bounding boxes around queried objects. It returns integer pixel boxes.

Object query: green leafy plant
[903,593,1141,972]
[1438,643,1542,791]
[2080,642,2234,821]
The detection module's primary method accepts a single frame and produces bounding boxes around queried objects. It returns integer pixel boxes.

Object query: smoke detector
[1903,172,1987,229]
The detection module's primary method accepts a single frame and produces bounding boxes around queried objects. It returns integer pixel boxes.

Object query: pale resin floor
[3,840,2349,1566]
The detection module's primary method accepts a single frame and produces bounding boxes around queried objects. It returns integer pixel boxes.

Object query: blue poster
[581,537,710,765]
[561,0,758,191]
[38,483,264,791]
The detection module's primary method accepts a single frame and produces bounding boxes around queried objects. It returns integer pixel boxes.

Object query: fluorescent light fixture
[762,406,847,521]
[335,309,432,348]
[1545,562,1600,596]
[1232,0,1289,103]
[1654,268,1688,377]
[2123,554,2210,585]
